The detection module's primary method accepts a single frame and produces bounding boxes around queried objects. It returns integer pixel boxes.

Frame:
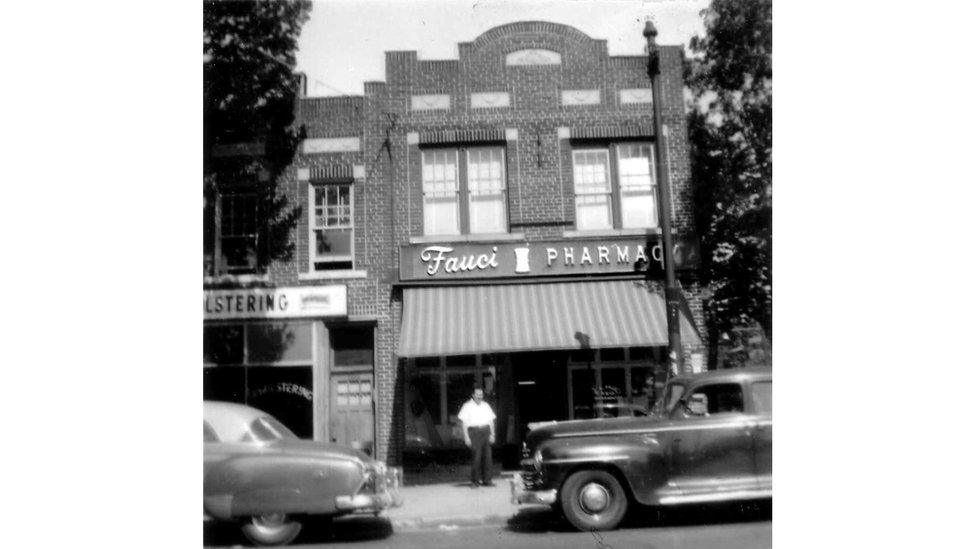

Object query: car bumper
[335,466,403,512]
[509,476,557,505]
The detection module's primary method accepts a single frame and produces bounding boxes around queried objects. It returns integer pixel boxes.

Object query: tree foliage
[687,0,772,341]
[203,0,312,272]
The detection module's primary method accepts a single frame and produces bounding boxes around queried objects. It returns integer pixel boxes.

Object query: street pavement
[203,476,771,547]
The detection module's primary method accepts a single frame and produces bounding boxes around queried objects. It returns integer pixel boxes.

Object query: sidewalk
[386,472,533,530]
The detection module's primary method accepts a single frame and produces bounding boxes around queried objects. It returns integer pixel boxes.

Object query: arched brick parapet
[470,21,593,49]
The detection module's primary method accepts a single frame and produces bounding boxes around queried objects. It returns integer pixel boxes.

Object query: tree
[686,0,772,351]
[204,0,312,275]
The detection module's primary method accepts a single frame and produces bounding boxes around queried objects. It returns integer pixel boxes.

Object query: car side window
[686,383,745,416]
[204,421,219,443]
[751,380,772,414]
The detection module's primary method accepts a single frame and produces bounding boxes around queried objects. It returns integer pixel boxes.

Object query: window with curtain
[422,146,508,235]
[572,143,658,231]
[422,150,460,235]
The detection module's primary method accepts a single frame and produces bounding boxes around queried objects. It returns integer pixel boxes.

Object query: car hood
[526,416,665,447]
[270,439,373,464]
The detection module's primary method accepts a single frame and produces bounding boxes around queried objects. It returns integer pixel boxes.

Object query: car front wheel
[240,513,302,546]
[559,470,628,531]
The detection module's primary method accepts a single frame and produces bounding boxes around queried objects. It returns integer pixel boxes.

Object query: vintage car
[204,401,402,546]
[512,367,771,531]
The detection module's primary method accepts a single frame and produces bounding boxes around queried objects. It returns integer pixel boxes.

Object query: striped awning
[397,280,701,357]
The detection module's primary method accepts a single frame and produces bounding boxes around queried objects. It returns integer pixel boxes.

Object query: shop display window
[203,321,314,439]
[204,325,244,364]
[247,323,312,363]
[404,354,498,448]
[567,346,666,419]
[247,366,314,439]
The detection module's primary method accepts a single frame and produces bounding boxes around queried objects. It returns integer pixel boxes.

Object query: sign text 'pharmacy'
[400,236,699,281]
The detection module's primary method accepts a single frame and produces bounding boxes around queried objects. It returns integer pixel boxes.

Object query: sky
[295,0,711,97]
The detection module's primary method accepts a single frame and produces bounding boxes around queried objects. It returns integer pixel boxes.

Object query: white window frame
[465,147,508,235]
[572,149,614,231]
[572,143,659,231]
[615,143,658,229]
[308,183,354,271]
[421,149,461,236]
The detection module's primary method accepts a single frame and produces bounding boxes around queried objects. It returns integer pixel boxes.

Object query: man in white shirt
[457,387,496,488]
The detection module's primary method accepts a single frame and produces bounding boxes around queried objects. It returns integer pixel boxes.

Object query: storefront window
[204,325,244,364]
[601,348,625,361]
[203,321,314,439]
[446,373,477,423]
[203,365,246,402]
[247,323,312,363]
[246,366,314,439]
[446,354,476,368]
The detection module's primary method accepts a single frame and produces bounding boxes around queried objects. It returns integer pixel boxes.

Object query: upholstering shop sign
[204,285,347,320]
[399,236,699,281]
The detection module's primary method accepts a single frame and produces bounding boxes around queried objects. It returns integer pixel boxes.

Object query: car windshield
[244,416,299,442]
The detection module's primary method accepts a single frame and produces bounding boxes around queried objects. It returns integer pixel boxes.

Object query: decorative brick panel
[505,49,562,65]
[302,137,361,154]
[470,92,511,109]
[410,94,451,111]
[619,88,653,104]
[560,89,601,106]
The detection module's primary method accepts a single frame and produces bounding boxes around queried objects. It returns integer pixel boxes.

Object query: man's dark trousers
[468,425,492,484]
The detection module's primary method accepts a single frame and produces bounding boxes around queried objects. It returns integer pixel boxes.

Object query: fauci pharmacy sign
[204,285,347,320]
[399,236,699,281]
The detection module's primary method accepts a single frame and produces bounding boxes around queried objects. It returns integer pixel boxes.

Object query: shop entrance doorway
[329,373,375,455]
[512,351,568,440]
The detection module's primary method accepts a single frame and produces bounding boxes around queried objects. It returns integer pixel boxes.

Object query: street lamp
[643,19,685,377]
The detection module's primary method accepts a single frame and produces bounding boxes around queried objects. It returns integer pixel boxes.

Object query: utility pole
[644,19,685,376]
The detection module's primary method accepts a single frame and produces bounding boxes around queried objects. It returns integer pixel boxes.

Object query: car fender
[540,434,668,506]
[204,454,363,519]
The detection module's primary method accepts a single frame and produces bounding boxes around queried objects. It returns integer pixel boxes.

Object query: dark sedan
[512,367,771,531]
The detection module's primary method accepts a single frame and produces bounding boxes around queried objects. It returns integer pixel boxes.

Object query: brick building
[203,21,706,467]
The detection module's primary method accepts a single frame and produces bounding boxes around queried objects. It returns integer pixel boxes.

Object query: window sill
[409,232,525,244]
[203,273,270,284]
[298,270,368,280]
[562,228,661,238]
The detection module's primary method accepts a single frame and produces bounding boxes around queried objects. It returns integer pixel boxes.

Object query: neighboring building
[204,21,707,466]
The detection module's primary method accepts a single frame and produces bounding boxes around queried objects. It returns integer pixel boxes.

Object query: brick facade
[208,22,706,466]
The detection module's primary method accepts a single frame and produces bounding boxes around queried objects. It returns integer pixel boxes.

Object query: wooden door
[329,373,375,455]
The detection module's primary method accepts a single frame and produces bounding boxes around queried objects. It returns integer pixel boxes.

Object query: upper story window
[422,147,508,236]
[216,191,262,275]
[572,143,658,231]
[310,183,353,271]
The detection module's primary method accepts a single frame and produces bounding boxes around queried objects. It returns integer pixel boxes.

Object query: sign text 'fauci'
[399,236,699,281]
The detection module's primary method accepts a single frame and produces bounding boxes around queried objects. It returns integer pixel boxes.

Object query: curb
[391,513,512,531]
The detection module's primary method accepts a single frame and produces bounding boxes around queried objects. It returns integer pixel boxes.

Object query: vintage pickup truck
[512,367,771,531]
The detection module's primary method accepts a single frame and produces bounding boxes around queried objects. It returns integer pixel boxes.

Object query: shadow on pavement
[204,515,394,547]
[507,499,772,533]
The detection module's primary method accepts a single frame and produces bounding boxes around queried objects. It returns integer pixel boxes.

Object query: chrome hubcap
[578,482,611,514]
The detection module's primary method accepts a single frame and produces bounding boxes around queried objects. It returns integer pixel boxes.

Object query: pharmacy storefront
[396,236,703,457]
[204,285,377,454]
